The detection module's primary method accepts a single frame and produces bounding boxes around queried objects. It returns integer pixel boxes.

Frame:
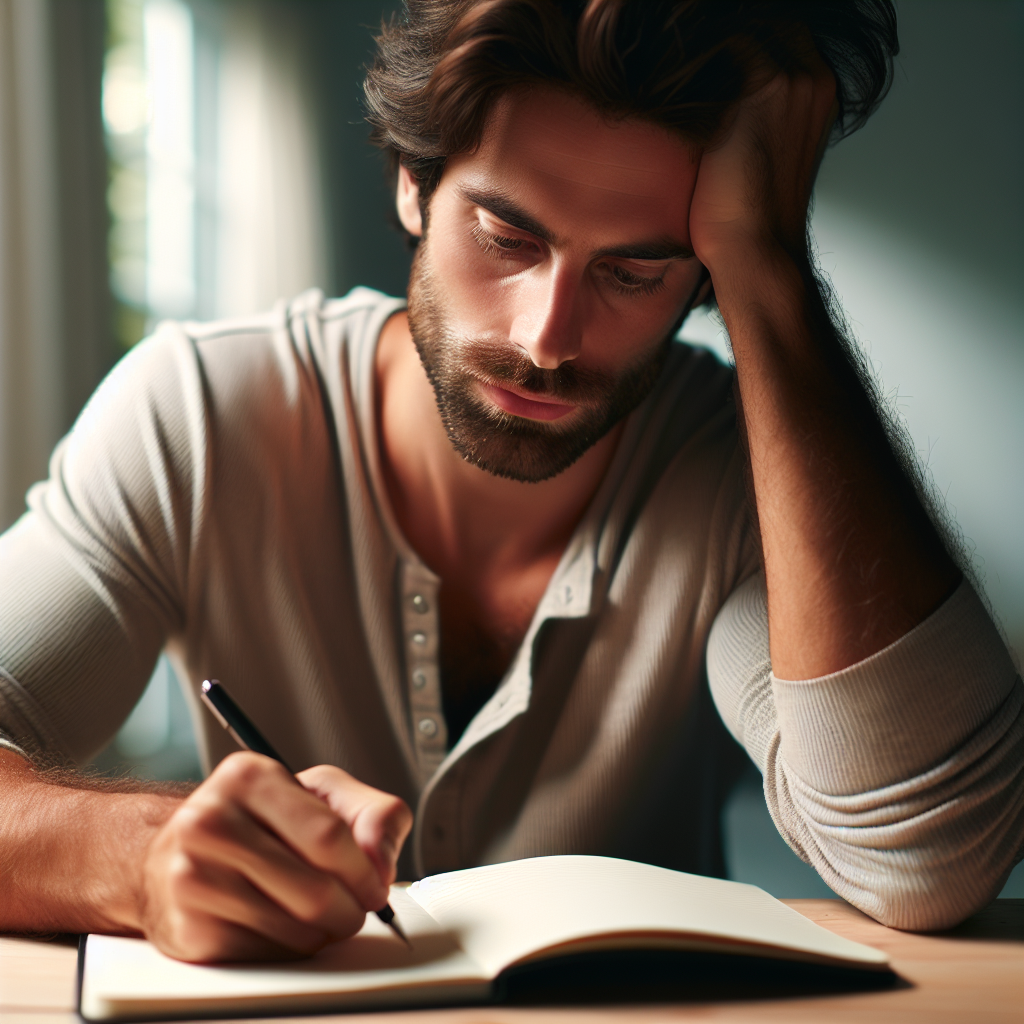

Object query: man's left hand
[688,57,837,270]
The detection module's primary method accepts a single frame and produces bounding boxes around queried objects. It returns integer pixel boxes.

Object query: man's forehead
[443,87,699,249]
[475,87,699,199]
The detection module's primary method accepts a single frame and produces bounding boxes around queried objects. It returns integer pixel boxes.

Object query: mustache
[459,341,615,403]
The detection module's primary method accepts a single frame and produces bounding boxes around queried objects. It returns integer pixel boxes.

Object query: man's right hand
[141,752,413,962]
[0,747,411,963]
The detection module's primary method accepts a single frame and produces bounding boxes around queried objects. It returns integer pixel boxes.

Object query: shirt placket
[411,547,598,876]
[400,560,447,780]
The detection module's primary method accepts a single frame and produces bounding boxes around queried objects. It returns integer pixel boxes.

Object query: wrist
[98,791,183,934]
[708,241,817,349]
[0,758,182,935]
[696,216,810,274]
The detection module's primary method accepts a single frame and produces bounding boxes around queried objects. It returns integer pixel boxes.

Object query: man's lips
[480,382,575,421]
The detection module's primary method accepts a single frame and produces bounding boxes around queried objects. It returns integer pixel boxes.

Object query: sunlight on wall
[144,0,195,319]
[211,2,328,319]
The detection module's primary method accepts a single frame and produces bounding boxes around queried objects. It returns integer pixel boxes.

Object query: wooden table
[2,900,1020,1023]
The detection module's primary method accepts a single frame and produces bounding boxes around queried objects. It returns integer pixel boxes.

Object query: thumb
[297,766,413,889]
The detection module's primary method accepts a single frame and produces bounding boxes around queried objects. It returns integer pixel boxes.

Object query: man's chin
[448,436,594,484]
[438,399,617,484]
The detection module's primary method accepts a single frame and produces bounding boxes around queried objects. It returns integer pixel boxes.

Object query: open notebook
[79,855,889,1019]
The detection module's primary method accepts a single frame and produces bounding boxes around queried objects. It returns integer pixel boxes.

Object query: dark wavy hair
[364,0,898,200]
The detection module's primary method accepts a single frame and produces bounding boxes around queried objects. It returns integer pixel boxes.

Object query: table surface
[2,899,1021,1024]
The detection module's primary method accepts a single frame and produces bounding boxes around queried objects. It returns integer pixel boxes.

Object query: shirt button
[412,669,427,689]
[411,631,427,647]
[411,593,429,614]
[418,717,438,737]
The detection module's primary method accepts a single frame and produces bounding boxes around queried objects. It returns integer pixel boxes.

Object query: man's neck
[374,311,622,585]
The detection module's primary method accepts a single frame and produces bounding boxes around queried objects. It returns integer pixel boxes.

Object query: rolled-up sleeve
[707,571,1024,930]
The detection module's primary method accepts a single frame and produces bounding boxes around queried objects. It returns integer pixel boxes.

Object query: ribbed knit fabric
[707,573,1023,929]
[1,288,1020,930]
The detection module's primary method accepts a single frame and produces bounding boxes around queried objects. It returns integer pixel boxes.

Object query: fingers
[141,752,411,962]
[145,856,337,962]
[694,68,837,258]
[742,70,836,159]
[170,785,368,931]
[297,764,413,892]
[207,754,390,911]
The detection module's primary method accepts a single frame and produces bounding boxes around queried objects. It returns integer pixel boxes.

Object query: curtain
[0,0,113,531]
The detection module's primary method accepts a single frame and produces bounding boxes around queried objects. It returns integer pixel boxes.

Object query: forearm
[714,244,958,678]
[0,749,184,934]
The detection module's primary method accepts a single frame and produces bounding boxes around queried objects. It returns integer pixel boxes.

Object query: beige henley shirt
[0,287,1020,930]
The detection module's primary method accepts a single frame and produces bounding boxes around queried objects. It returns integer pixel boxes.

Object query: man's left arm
[694,60,1023,927]
[692,60,959,676]
[708,570,1022,930]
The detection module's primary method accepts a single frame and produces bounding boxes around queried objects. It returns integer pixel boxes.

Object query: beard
[405,244,672,483]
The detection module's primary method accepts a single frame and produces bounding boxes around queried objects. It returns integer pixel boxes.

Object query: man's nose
[508,263,584,369]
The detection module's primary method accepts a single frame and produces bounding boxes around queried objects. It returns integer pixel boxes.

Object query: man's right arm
[0,325,199,939]
[0,321,413,958]
[0,747,412,960]
[0,748,181,936]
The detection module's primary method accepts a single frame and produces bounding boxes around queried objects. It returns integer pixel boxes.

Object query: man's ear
[395,164,423,238]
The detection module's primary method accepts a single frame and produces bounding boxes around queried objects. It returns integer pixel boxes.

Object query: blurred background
[0,0,1020,896]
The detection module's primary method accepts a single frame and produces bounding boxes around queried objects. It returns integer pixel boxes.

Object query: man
[0,0,1020,962]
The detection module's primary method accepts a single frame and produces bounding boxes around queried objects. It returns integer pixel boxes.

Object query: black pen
[199,678,411,948]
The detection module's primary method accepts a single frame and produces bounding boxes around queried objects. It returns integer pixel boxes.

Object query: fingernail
[380,835,397,867]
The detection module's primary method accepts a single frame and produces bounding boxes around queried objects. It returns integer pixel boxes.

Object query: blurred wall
[191,0,332,320]
[308,0,411,299]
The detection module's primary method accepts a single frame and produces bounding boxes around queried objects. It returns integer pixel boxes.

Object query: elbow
[814,839,1022,933]
[771,688,1024,933]
[860,878,1005,933]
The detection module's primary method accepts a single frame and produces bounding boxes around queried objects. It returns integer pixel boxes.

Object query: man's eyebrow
[598,239,695,262]
[459,187,554,242]
[459,186,694,262]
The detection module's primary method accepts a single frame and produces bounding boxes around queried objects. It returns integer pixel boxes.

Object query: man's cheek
[437,252,518,341]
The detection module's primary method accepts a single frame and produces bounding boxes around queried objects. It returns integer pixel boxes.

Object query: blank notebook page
[407,855,889,977]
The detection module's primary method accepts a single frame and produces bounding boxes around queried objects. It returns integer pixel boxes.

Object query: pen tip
[376,905,411,947]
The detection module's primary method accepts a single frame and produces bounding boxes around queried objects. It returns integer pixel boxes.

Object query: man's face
[402,87,706,482]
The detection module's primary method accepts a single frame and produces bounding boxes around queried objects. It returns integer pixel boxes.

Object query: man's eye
[612,266,643,285]
[605,263,666,297]
[472,224,526,257]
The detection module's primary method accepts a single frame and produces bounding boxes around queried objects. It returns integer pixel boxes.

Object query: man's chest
[436,555,560,745]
